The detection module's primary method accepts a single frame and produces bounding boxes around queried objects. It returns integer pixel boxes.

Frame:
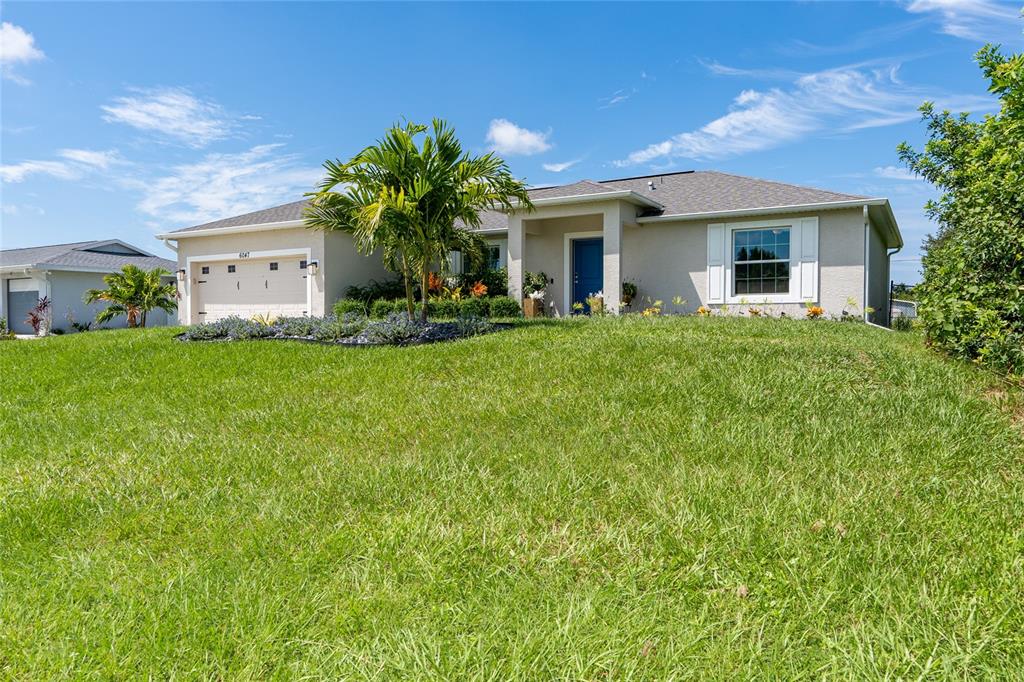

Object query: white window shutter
[707,223,726,304]
[798,217,819,301]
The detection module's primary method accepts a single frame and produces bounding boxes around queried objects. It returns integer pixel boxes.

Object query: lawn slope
[1,318,1022,679]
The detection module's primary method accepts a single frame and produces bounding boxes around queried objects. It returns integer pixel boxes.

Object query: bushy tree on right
[899,45,1024,378]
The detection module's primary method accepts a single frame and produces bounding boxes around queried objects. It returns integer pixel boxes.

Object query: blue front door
[572,238,603,313]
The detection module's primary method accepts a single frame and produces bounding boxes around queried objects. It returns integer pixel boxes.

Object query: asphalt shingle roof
[167,171,873,234]
[170,199,311,234]
[0,240,175,272]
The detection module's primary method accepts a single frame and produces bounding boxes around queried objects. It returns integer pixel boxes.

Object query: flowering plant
[528,289,545,300]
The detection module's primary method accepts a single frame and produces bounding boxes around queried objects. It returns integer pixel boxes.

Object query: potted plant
[522,271,548,318]
[524,289,545,318]
[621,280,637,306]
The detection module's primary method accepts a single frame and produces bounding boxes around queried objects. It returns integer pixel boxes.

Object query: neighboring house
[0,240,176,334]
[157,171,902,325]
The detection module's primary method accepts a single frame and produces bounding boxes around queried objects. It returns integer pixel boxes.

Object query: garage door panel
[194,257,308,322]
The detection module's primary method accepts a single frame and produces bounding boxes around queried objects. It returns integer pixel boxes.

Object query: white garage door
[194,257,308,322]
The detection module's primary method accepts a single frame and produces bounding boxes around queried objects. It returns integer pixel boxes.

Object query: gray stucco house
[157,170,902,325]
[0,240,176,334]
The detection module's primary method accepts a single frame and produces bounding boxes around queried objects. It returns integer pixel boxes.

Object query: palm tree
[84,265,177,328]
[305,119,533,321]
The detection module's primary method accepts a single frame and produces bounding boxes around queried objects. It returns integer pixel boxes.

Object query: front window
[733,227,790,295]
[486,245,501,270]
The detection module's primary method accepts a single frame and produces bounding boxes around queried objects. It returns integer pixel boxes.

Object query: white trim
[639,198,883,223]
[184,247,312,324]
[562,230,603,314]
[514,190,663,211]
[157,219,304,240]
[722,216,817,305]
[706,223,725,304]
[863,204,871,323]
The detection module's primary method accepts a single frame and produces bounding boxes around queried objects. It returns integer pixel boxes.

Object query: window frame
[731,226,791,297]
[227,264,236,273]
[269,262,279,271]
[723,218,799,304]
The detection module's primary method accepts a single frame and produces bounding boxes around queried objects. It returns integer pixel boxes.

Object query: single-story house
[0,240,176,334]
[157,170,903,325]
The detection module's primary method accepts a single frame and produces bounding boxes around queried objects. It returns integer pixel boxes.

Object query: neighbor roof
[0,240,175,272]
[162,171,878,236]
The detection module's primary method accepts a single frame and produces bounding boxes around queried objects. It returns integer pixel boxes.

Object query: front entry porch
[506,198,639,316]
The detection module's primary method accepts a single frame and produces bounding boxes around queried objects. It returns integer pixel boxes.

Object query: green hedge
[488,296,522,318]
[358,296,520,319]
[333,299,368,317]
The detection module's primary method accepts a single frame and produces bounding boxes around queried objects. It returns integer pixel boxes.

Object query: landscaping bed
[177,312,504,347]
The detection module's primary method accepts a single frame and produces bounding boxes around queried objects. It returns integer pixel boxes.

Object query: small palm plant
[305,119,533,321]
[84,265,177,328]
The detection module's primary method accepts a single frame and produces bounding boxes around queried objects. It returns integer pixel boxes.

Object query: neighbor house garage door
[7,279,39,334]
[194,257,307,322]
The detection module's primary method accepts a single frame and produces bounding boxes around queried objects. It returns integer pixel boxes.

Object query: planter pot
[523,298,545,318]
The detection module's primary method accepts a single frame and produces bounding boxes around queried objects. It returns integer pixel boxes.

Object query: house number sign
[238,251,250,258]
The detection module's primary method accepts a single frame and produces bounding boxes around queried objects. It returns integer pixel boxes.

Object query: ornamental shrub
[364,312,426,344]
[333,299,367,317]
[276,316,318,337]
[898,45,1024,378]
[370,299,401,319]
[458,297,489,318]
[453,315,492,337]
[430,299,458,319]
[488,296,522,318]
[344,277,408,304]
[312,313,366,341]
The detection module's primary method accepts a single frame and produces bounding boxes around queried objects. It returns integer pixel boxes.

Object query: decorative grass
[1,317,1021,678]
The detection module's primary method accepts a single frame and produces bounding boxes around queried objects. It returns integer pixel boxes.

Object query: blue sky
[2,1,1021,283]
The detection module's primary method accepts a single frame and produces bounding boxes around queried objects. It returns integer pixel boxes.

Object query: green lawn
[1,318,1022,679]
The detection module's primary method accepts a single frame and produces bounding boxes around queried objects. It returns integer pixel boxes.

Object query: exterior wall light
[307,260,319,276]
[176,269,186,282]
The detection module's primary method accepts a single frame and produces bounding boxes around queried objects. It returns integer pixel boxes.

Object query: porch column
[508,214,525,302]
[602,203,624,314]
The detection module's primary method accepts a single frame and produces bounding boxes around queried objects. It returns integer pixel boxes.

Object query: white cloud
[1,160,78,183]
[874,165,921,181]
[542,159,581,173]
[101,87,233,148]
[616,63,995,166]
[1,22,45,84]
[1,149,123,183]
[485,119,552,156]
[135,144,322,226]
[599,88,634,108]
[57,148,123,169]
[906,0,1022,42]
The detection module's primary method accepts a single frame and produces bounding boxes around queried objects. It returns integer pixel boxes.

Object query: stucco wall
[867,217,890,324]
[516,206,871,318]
[174,227,326,323]
[322,230,391,310]
[624,207,867,316]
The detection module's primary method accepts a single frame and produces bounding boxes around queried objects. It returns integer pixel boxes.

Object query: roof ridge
[700,170,870,200]
[597,170,696,183]
[0,239,97,254]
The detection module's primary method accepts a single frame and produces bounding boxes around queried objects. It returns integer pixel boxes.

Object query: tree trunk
[141,310,147,328]
[420,268,430,322]
[402,258,416,319]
